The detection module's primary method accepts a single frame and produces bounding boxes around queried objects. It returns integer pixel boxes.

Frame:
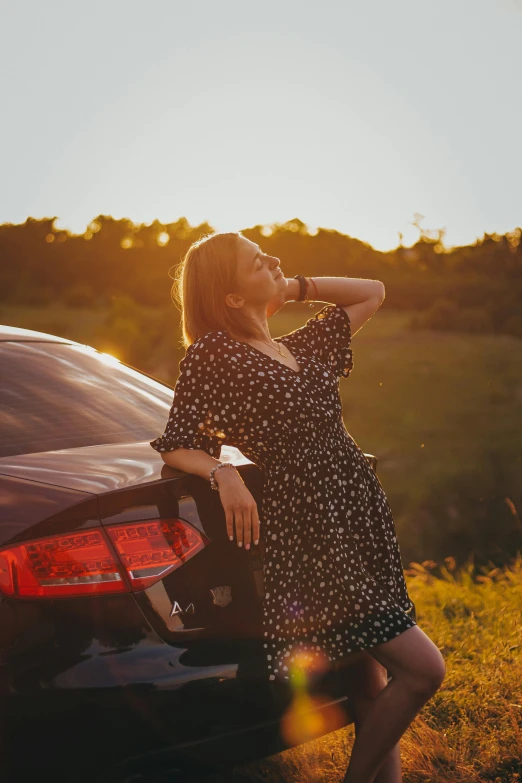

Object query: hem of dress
[264,608,418,683]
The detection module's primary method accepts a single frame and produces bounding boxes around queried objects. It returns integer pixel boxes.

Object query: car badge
[169,600,183,617]
[210,585,232,607]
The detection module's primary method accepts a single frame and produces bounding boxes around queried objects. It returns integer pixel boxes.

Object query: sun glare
[157,232,170,246]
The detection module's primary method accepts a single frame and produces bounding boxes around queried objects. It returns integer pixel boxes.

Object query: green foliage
[456,309,495,334]
[335,309,522,567]
[93,294,169,367]
[410,460,522,566]
[409,298,495,334]
[1,215,521,338]
[504,314,522,338]
[62,282,97,308]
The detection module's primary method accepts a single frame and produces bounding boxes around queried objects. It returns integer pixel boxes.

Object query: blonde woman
[151,231,445,783]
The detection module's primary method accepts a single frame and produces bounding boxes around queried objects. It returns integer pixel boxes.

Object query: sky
[1,0,521,252]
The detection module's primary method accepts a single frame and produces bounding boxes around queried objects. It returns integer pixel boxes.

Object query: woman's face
[231,236,285,308]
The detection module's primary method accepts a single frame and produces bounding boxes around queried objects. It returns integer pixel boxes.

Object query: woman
[150,231,445,783]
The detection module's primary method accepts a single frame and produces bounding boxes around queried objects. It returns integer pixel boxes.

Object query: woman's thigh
[341,650,390,702]
[366,624,446,693]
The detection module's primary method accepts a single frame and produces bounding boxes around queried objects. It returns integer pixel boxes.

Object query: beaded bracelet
[209,461,237,490]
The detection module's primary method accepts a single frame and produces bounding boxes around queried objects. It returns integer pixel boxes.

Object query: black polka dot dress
[150,304,417,682]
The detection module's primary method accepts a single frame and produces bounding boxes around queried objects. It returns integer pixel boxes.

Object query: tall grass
[231,554,522,783]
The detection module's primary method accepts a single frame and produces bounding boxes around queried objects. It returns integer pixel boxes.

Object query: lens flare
[280,692,346,745]
[277,644,346,744]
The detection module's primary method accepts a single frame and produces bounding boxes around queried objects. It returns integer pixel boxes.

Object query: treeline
[1,215,521,337]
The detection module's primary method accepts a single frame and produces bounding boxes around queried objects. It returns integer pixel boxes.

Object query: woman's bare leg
[352,698,402,783]
[344,652,402,783]
[342,624,446,783]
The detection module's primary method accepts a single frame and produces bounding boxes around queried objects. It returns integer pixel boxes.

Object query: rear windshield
[0,341,175,458]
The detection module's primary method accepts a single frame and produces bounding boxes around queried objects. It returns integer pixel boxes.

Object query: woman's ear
[225,292,245,309]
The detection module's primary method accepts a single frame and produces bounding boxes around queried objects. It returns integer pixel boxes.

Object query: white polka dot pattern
[149,334,244,459]
[150,304,417,682]
[278,302,354,378]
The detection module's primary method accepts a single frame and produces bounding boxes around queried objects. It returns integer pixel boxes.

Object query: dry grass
[229,554,522,783]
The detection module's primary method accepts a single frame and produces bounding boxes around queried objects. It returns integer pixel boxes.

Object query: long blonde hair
[171,231,264,348]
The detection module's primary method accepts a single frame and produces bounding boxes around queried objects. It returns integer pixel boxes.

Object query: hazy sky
[1,0,521,251]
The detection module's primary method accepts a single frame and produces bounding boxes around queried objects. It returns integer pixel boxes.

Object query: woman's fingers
[232,502,259,549]
[243,505,253,550]
[219,482,260,548]
[246,502,261,549]
[243,500,262,549]
[252,504,260,546]
[225,507,234,541]
[234,508,244,547]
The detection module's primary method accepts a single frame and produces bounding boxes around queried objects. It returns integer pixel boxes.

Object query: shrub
[455,308,494,334]
[408,299,495,334]
[62,283,96,308]
[503,314,522,338]
[418,298,459,330]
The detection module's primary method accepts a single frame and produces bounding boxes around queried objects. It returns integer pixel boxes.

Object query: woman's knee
[424,651,446,692]
[404,648,446,697]
[368,625,446,696]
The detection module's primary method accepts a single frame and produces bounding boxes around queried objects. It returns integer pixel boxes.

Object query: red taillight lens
[106,519,206,590]
[0,519,207,599]
[0,531,124,598]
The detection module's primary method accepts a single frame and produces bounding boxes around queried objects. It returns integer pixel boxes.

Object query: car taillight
[0,519,208,599]
[106,519,206,590]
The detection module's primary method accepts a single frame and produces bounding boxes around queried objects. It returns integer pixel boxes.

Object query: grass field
[225,555,522,783]
[332,309,522,563]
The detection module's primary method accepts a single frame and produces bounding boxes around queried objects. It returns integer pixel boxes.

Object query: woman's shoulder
[186,329,223,353]
[178,330,247,389]
[182,329,237,369]
[188,327,242,355]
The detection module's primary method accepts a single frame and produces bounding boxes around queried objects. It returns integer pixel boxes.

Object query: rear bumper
[0,676,353,782]
[0,588,416,781]
[0,591,355,781]
[108,690,352,781]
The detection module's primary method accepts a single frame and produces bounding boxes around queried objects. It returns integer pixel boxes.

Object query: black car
[0,325,416,782]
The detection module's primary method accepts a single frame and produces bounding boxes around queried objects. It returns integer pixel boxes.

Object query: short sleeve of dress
[279,303,354,379]
[149,332,243,460]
